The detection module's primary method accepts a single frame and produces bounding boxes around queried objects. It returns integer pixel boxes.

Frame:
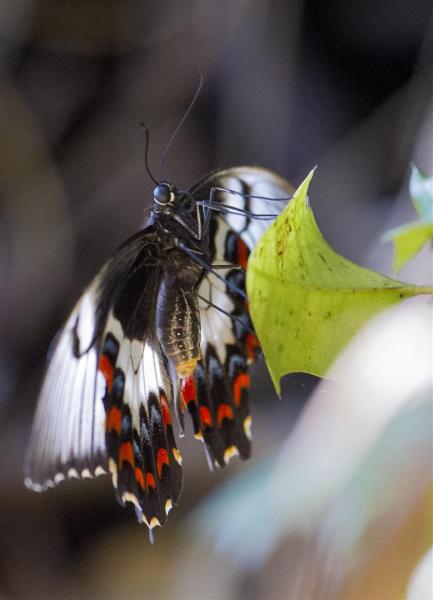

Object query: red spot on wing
[217,403,234,426]
[119,441,134,468]
[156,448,170,478]
[246,333,260,361]
[135,467,145,489]
[236,238,250,270]
[181,376,196,405]
[199,405,213,428]
[233,372,250,406]
[145,472,156,491]
[160,393,172,426]
[106,406,122,433]
[99,355,114,391]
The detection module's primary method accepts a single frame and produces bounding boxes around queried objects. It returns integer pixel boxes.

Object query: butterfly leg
[201,186,220,239]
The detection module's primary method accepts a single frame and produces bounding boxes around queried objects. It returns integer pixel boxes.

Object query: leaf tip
[306,166,318,182]
[294,167,317,208]
[266,362,282,397]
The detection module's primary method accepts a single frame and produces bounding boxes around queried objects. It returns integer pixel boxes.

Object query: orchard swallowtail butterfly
[24,142,292,533]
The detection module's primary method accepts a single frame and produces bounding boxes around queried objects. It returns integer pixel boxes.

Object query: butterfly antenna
[157,69,204,183]
[140,121,159,185]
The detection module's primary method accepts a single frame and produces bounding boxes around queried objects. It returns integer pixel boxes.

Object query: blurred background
[0,1,432,598]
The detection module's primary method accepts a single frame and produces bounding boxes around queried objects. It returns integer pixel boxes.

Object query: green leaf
[246,170,433,394]
[385,221,433,272]
[410,165,433,222]
[383,165,433,271]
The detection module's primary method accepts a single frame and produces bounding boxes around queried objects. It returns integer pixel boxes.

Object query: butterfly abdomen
[156,252,202,377]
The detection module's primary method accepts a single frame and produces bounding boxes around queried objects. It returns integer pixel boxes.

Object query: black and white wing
[178,167,293,467]
[25,227,182,528]
[24,277,108,490]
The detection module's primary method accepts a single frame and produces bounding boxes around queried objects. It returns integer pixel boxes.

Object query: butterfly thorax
[151,182,207,254]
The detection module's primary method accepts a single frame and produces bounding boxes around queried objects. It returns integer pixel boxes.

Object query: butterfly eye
[153,184,174,205]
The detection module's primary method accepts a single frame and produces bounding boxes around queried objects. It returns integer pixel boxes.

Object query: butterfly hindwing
[189,221,253,467]
[181,167,292,467]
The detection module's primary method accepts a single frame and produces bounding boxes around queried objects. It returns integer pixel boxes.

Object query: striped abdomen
[156,253,202,377]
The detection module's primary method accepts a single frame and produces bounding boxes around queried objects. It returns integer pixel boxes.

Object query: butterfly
[24,165,292,532]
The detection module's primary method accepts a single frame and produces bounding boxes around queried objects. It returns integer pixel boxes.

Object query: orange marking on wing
[236,238,249,270]
[160,393,172,426]
[99,355,114,391]
[217,403,234,426]
[199,405,213,428]
[106,406,122,433]
[246,333,260,361]
[135,467,145,489]
[233,372,250,406]
[118,441,134,468]
[145,472,156,490]
[181,375,196,405]
[156,448,170,478]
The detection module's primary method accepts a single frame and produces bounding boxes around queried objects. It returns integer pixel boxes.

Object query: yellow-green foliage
[385,165,433,272]
[246,170,433,394]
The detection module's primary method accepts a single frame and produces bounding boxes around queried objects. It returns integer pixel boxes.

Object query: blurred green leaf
[384,166,433,272]
[246,170,433,394]
[409,165,433,222]
[385,222,433,272]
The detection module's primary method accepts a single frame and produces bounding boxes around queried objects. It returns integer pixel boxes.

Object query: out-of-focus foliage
[410,165,433,221]
[385,166,433,271]
[247,170,433,393]
[192,296,433,599]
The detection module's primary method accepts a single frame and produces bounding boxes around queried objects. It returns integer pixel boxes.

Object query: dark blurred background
[1,1,432,598]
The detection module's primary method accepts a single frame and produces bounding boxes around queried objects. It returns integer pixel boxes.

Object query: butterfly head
[152,182,200,242]
[153,183,196,215]
[153,183,175,207]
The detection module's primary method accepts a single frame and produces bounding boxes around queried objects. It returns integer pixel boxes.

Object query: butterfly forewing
[25,227,183,515]
[24,279,108,490]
